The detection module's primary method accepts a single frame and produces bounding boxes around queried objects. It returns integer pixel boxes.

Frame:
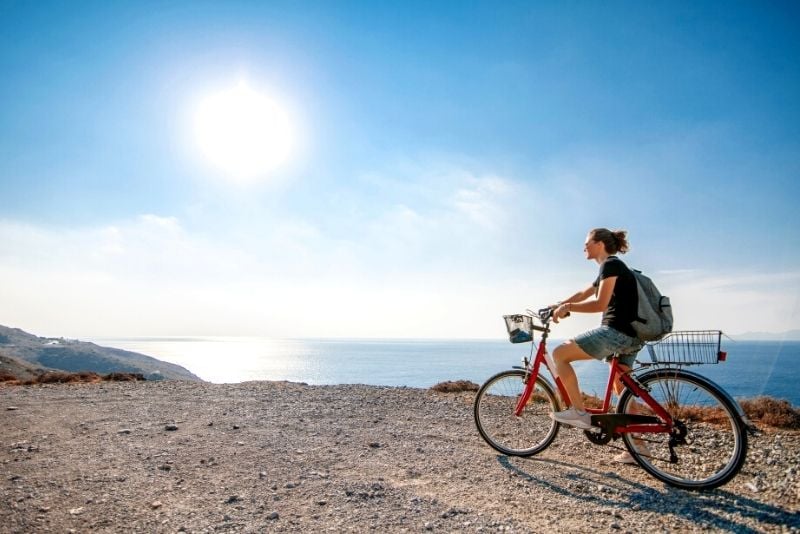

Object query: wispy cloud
[1,144,797,340]
[0,163,533,338]
[659,269,800,335]
[451,175,512,229]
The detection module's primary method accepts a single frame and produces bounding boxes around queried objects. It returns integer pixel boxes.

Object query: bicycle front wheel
[617,369,748,490]
[474,369,560,456]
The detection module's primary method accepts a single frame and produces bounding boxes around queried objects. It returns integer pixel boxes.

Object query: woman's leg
[612,362,629,398]
[553,340,594,411]
[611,360,648,457]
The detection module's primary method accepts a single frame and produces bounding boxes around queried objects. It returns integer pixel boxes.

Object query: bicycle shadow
[496,455,799,532]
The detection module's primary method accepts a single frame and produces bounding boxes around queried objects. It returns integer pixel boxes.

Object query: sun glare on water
[194,81,294,182]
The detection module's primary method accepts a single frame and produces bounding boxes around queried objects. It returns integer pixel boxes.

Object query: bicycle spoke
[618,369,747,490]
[474,370,560,457]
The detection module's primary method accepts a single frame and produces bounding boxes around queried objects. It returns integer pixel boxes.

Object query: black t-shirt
[593,256,638,338]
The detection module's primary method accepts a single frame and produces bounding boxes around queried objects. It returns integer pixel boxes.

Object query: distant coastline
[729,329,800,341]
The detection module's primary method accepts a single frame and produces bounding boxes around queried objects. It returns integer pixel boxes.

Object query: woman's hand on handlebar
[552,302,571,323]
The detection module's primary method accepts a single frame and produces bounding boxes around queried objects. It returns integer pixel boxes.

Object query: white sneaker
[614,441,651,465]
[550,408,594,430]
[613,450,637,464]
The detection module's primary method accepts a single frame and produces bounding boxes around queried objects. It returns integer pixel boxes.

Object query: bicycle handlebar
[527,306,569,326]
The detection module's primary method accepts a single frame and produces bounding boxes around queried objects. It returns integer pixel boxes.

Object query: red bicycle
[473,307,753,490]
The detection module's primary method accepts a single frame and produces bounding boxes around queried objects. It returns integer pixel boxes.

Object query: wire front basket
[503,314,534,344]
[645,330,725,365]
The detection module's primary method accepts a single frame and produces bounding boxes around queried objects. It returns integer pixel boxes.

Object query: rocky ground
[1,381,798,533]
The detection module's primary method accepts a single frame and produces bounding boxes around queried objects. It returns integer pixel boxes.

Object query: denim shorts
[574,326,644,368]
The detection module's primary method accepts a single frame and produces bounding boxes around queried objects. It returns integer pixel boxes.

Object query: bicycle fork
[513,341,570,417]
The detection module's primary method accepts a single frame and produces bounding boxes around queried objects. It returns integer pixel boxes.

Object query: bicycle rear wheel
[617,369,748,490]
[474,369,560,456]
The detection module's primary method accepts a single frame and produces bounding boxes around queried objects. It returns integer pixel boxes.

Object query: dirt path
[2,381,798,532]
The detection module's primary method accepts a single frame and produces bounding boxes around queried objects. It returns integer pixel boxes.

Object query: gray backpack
[630,269,673,341]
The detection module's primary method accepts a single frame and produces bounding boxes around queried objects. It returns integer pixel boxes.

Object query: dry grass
[105,372,147,382]
[669,404,734,426]
[581,393,605,409]
[430,380,479,393]
[740,396,800,429]
[0,371,147,386]
[34,371,102,384]
[667,397,800,430]
[586,392,800,430]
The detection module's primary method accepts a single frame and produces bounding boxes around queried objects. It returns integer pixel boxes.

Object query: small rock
[259,471,268,479]
[232,425,240,430]
[117,429,132,435]
[267,511,279,520]
[69,507,84,515]
[744,481,760,493]
[151,501,163,509]
[368,442,381,449]
[165,424,179,432]
[225,495,241,504]
[6,406,19,411]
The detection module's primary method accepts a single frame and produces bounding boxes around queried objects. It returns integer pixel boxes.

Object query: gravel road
[2,381,798,533]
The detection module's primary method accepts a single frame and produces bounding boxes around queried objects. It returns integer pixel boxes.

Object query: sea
[93,337,800,407]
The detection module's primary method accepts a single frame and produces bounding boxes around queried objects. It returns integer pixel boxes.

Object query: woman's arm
[554,277,617,321]
[554,285,596,307]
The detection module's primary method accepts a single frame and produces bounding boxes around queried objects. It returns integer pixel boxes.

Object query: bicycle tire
[474,369,560,456]
[617,368,748,490]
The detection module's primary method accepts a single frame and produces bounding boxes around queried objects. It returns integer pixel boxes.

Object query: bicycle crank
[583,426,612,445]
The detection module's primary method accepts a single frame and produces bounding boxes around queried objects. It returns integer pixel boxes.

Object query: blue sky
[1,1,798,339]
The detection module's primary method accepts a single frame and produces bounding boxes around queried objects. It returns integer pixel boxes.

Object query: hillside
[0,325,200,381]
[0,351,52,381]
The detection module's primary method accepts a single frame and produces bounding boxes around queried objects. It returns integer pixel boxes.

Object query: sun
[194,82,294,182]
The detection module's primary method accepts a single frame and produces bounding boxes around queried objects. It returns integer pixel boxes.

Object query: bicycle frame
[513,323,674,436]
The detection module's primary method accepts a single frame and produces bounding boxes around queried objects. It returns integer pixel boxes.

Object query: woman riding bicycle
[550,228,644,459]
[475,231,748,485]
